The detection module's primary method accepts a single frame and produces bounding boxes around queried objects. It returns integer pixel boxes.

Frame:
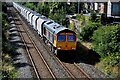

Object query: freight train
[13,2,77,55]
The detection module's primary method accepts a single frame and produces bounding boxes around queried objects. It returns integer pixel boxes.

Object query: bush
[76,14,87,26]
[101,13,107,25]
[103,53,120,67]
[80,22,102,41]
[1,54,17,79]
[2,3,17,78]
[92,25,120,58]
[69,21,75,30]
[2,12,9,31]
[96,53,120,77]
[24,3,36,11]
[90,10,97,22]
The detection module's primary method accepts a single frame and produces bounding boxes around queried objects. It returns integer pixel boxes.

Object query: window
[52,35,54,43]
[47,21,53,25]
[68,35,76,42]
[43,27,46,35]
[112,3,120,16]
[58,35,66,42]
[48,32,50,40]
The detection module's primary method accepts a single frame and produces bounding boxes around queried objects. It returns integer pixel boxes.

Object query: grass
[1,54,17,79]
[81,41,93,49]
[81,41,120,78]
[95,60,120,78]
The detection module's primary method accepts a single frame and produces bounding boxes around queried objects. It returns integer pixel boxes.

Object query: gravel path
[77,63,107,78]
[8,13,33,78]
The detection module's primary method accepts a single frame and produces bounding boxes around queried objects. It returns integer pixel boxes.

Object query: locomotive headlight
[57,47,61,50]
[57,46,61,50]
[72,47,76,50]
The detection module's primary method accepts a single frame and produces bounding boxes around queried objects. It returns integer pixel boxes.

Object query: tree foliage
[80,22,102,41]
[101,13,107,25]
[69,21,75,30]
[48,2,66,25]
[92,25,120,58]
[90,10,97,22]
[1,3,17,79]
[66,2,77,14]
[36,2,44,15]
[24,2,37,11]
[2,2,7,13]
[23,2,77,27]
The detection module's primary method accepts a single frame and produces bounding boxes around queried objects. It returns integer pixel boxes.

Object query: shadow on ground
[13,62,33,68]
[8,25,33,69]
[57,42,101,65]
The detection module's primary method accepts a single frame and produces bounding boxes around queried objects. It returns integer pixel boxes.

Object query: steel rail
[15,8,56,79]
[11,12,41,80]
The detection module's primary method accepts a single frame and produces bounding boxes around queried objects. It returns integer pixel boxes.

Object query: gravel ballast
[8,18,33,78]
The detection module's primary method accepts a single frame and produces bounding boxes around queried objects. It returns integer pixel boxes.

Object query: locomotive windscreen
[58,35,66,42]
[68,35,76,42]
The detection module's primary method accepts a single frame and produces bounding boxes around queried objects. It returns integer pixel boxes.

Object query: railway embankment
[8,7,33,78]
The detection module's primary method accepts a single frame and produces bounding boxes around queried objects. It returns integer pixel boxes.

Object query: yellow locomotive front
[55,31,77,51]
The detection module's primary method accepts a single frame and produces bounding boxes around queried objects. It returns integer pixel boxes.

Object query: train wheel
[45,40,48,44]
[54,49,57,55]
[52,47,55,53]
[43,37,45,43]
[50,45,52,51]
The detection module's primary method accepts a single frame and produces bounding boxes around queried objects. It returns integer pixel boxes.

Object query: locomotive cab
[56,30,77,51]
[43,21,77,54]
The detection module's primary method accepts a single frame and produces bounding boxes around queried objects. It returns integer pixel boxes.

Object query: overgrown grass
[1,54,17,79]
[96,58,120,78]
[2,3,17,79]
[93,25,120,78]
[75,13,120,78]
[69,21,75,30]
[76,14,90,32]
[81,42,93,49]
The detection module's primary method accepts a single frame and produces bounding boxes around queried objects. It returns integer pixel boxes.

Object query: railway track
[11,7,92,79]
[38,37,92,79]
[10,7,56,79]
[22,16,92,79]
[50,52,92,79]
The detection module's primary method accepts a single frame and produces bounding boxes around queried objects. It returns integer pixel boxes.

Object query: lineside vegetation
[1,3,17,79]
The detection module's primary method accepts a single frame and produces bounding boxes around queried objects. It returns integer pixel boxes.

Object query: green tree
[66,2,76,14]
[80,22,102,41]
[69,21,75,30]
[101,13,107,25]
[92,25,120,58]
[24,2,36,11]
[48,2,66,25]
[1,3,17,79]
[36,2,44,15]
[42,3,50,17]
[93,25,120,78]
[2,2,7,13]
[90,10,97,22]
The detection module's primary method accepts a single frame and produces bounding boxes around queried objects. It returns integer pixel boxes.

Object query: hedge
[80,22,102,41]
[92,25,120,58]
